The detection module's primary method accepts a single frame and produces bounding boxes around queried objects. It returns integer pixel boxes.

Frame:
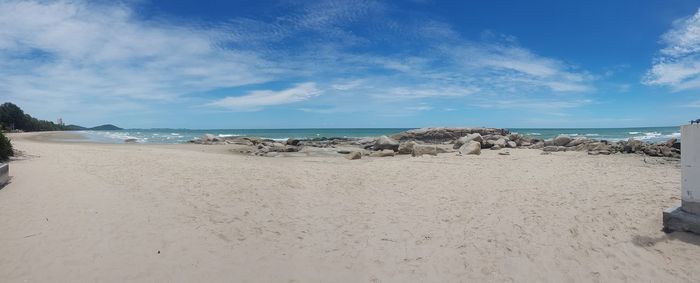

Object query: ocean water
[77,126,681,144]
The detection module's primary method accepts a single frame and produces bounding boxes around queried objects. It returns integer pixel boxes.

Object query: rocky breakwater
[189,128,682,159]
[536,134,681,158]
[390,127,509,143]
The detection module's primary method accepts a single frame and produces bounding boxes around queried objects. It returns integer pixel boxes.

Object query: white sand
[1,132,699,282]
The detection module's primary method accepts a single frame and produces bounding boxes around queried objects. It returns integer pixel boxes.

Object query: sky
[1,0,700,129]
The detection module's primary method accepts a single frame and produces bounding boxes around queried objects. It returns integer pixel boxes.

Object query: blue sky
[1,0,700,129]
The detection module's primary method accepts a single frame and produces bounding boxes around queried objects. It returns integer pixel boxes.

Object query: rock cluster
[391,127,509,143]
[188,128,682,159]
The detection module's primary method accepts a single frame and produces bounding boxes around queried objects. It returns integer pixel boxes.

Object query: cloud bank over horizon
[0,0,697,128]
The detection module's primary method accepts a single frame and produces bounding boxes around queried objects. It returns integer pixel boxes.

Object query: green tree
[0,132,12,161]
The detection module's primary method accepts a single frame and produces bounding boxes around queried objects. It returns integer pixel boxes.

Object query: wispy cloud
[0,0,277,112]
[209,83,321,111]
[0,0,598,125]
[644,8,700,91]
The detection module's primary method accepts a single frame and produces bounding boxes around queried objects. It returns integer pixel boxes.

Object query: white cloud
[644,8,700,91]
[0,0,275,113]
[209,83,321,111]
[0,0,597,124]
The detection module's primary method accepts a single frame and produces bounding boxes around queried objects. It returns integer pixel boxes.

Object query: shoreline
[15,126,679,145]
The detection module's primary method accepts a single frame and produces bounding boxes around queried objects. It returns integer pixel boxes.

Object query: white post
[681,124,700,214]
[664,123,700,233]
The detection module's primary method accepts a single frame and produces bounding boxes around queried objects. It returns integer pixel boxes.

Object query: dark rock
[553,135,572,146]
[374,136,399,151]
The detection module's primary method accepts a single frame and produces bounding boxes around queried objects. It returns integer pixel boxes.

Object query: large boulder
[623,139,644,153]
[412,144,438,157]
[459,141,481,155]
[397,141,417,155]
[374,135,399,151]
[453,133,483,149]
[665,138,681,150]
[552,135,572,146]
[506,141,517,148]
[494,138,507,148]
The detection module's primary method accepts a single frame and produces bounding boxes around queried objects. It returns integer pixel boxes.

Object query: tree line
[0,102,72,132]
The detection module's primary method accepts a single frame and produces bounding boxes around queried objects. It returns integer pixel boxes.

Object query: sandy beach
[0,132,698,282]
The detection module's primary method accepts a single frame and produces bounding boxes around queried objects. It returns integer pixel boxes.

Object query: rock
[485,138,507,149]
[286,139,301,146]
[644,146,661,157]
[370,149,396,157]
[345,151,362,160]
[467,133,484,143]
[202,134,221,142]
[521,141,532,147]
[490,145,502,150]
[390,127,509,143]
[565,138,586,147]
[506,141,517,148]
[453,136,469,149]
[374,135,399,151]
[665,138,681,150]
[397,141,417,155]
[454,133,484,149]
[412,144,438,157]
[124,138,138,143]
[458,141,481,155]
[553,135,572,146]
[495,138,507,148]
[498,151,511,156]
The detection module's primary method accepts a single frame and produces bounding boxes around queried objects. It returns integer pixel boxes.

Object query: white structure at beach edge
[663,123,700,233]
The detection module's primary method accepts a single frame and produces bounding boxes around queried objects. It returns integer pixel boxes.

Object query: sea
[77,126,682,144]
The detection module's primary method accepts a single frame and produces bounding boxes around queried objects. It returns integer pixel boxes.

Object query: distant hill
[89,124,122,131]
[64,124,87,130]
[64,124,123,131]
